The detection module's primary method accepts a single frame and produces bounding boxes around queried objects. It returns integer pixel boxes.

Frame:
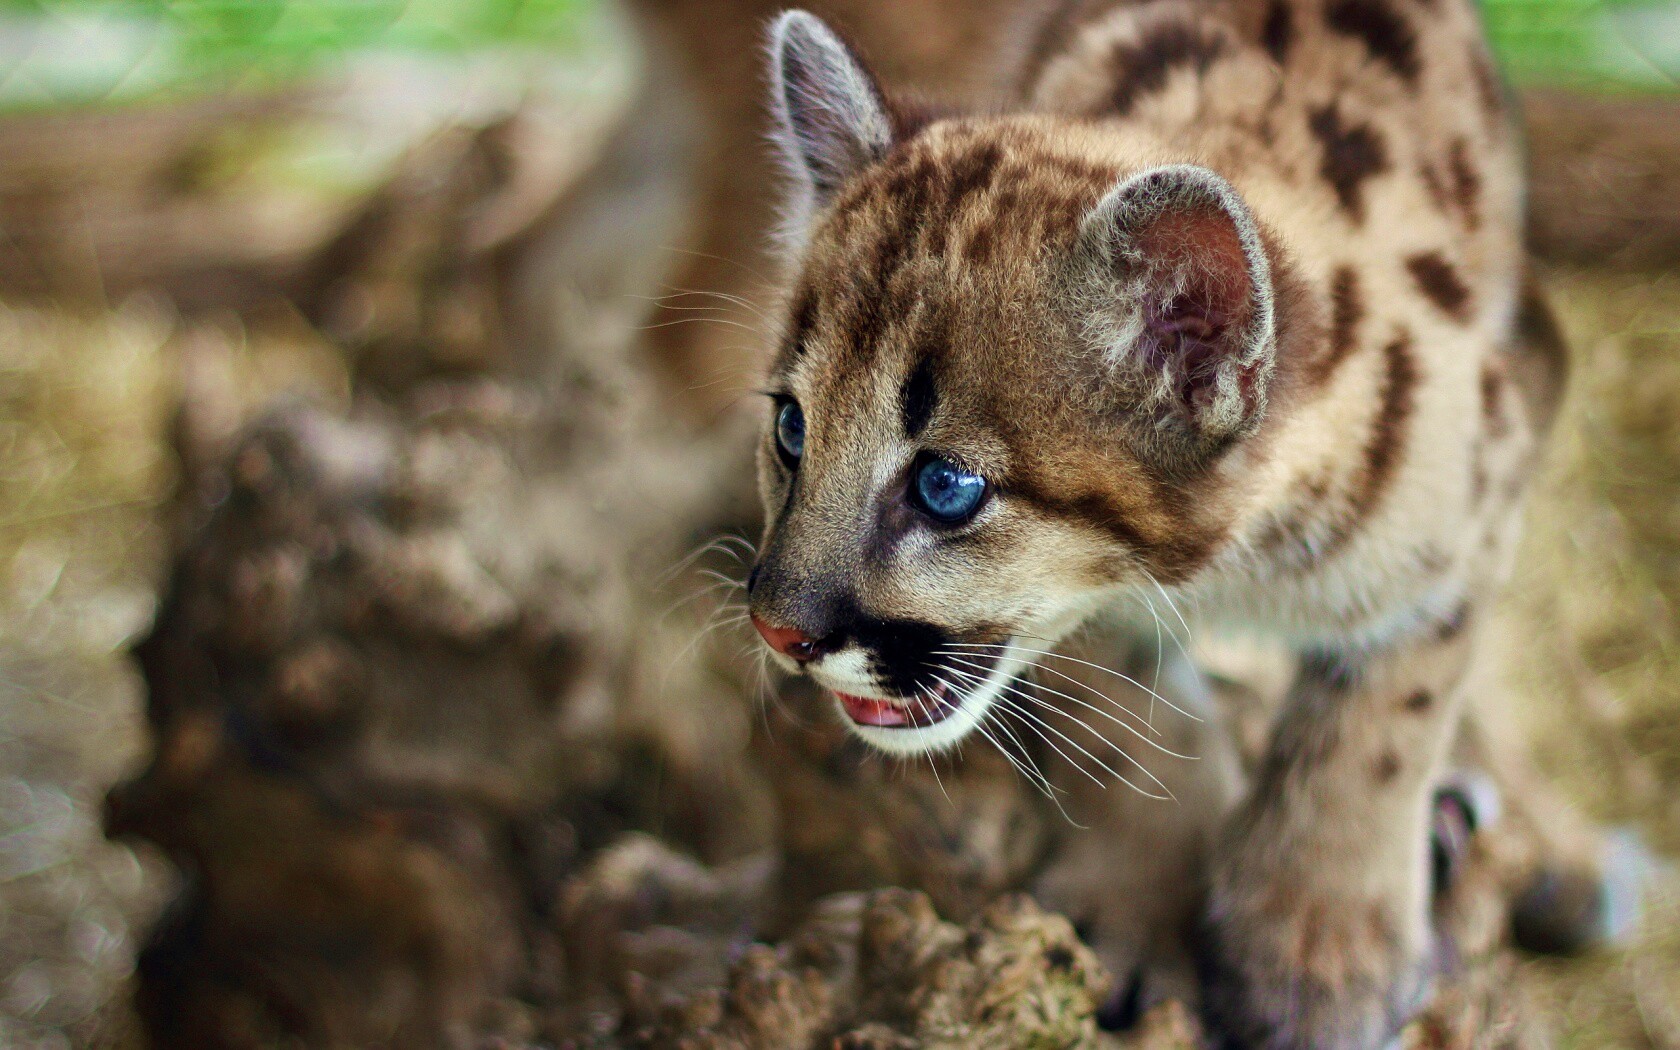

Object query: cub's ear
[768,11,894,235]
[1078,164,1277,465]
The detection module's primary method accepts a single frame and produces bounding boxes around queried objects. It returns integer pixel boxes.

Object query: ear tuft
[1080,164,1276,462]
[768,11,894,238]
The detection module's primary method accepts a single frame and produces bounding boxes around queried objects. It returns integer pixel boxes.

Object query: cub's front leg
[1031,641,1245,1028]
[1197,615,1475,1048]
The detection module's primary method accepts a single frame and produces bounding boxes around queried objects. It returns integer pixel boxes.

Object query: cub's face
[751,245,1130,753]
[746,13,1279,754]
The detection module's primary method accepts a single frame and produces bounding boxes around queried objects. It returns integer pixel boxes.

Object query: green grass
[1484,0,1680,88]
[0,0,1672,109]
[0,0,598,106]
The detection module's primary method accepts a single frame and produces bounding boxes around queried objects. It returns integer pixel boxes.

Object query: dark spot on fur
[1480,365,1508,438]
[965,223,996,265]
[1420,141,1481,231]
[1310,266,1363,384]
[1044,945,1077,972]
[1419,158,1451,213]
[840,177,927,353]
[1404,689,1434,712]
[834,139,1034,358]
[1448,139,1482,229]
[1320,332,1418,557]
[1406,252,1472,320]
[1309,105,1389,221]
[1042,187,1100,238]
[1263,655,1361,781]
[1021,155,1119,237]
[1373,749,1402,783]
[946,143,1003,205]
[1104,22,1227,116]
[1364,334,1418,510]
[900,357,938,440]
[1326,0,1421,86]
[1262,0,1293,62]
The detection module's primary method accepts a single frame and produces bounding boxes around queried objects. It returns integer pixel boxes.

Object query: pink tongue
[837,692,912,727]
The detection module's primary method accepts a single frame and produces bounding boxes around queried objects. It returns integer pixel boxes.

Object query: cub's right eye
[774,400,805,467]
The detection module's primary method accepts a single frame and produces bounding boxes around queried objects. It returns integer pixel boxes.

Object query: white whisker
[937,654,1194,760]
[696,567,748,589]
[947,666,1174,801]
[948,642,1201,722]
[916,685,954,806]
[942,648,1161,737]
[1141,570,1198,657]
[659,578,746,621]
[664,595,752,682]
[937,673,1083,825]
[1132,589,1168,725]
[635,316,763,335]
[660,246,777,286]
[950,666,1178,799]
[658,533,752,588]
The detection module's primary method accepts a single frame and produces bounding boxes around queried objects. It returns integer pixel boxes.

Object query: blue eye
[912,455,988,523]
[775,401,805,465]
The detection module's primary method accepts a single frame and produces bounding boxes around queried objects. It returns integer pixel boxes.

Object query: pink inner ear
[1127,202,1260,413]
[1134,205,1255,325]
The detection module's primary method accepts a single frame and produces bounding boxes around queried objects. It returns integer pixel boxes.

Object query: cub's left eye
[774,400,805,467]
[911,454,988,523]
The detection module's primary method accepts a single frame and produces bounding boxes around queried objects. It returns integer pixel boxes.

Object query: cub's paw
[1431,770,1502,897]
[1513,826,1664,956]
[1194,889,1436,1050]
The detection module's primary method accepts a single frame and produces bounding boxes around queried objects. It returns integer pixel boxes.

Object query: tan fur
[732,1,1588,1044]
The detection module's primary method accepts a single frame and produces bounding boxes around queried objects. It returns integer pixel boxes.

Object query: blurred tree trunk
[1523,88,1680,270]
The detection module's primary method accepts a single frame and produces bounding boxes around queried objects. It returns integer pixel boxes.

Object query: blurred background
[0,0,1678,1047]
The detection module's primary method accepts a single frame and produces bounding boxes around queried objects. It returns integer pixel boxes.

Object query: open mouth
[831,650,1003,729]
[834,681,961,728]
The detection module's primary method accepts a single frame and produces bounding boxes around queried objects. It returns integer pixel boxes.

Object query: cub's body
[722,1,1595,1045]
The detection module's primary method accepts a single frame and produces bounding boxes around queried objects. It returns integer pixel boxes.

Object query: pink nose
[752,614,820,661]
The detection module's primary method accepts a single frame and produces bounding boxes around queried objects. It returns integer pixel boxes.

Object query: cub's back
[1027,0,1521,330]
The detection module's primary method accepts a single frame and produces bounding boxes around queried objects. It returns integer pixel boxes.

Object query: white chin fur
[841,649,1034,756]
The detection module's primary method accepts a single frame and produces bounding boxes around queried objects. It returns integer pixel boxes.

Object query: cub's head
[746,11,1287,754]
